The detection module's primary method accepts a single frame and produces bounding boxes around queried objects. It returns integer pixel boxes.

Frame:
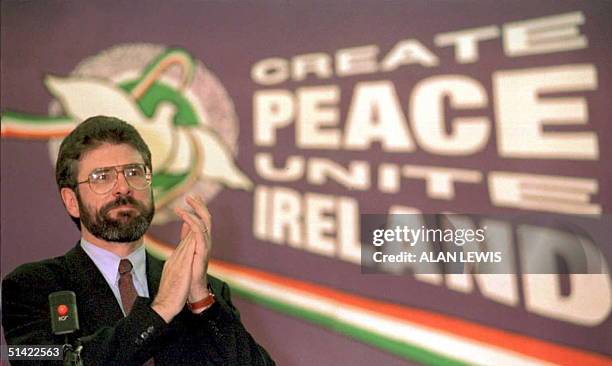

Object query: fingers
[167,231,195,263]
[174,196,212,262]
[175,231,194,252]
[186,195,211,231]
[173,195,211,236]
[179,221,190,240]
[176,207,208,239]
[176,211,211,258]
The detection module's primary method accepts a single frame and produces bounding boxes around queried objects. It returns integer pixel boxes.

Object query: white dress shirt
[81,238,150,316]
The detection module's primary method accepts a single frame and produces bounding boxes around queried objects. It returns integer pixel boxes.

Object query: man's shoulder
[2,252,70,287]
[208,274,227,293]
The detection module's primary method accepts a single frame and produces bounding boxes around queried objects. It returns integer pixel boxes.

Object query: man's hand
[175,195,212,304]
[151,231,196,323]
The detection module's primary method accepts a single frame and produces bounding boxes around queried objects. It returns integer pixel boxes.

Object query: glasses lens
[87,164,151,194]
[89,168,117,194]
[124,164,150,190]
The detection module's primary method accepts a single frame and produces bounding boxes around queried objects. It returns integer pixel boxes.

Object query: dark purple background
[2,1,611,364]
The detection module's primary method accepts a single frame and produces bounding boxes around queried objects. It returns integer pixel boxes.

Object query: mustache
[100,196,146,216]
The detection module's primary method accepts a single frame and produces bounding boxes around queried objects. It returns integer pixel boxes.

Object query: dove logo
[1,44,252,250]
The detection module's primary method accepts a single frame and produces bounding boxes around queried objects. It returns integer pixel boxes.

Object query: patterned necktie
[118,259,155,366]
[118,259,137,315]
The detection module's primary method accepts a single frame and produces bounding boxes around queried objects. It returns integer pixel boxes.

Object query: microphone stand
[63,336,83,366]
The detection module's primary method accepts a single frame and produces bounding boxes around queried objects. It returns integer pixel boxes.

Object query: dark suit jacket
[2,243,275,366]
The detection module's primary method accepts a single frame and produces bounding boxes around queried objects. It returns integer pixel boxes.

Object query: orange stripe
[1,127,71,139]
[212,259,611,366]
[132,53,190,99]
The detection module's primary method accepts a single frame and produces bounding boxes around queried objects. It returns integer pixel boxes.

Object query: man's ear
[60,187,80,218]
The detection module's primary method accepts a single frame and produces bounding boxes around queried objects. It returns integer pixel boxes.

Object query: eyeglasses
[77,163,152,195]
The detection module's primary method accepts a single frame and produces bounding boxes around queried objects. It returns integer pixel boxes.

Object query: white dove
[45,75,253,191]
[44,75,175,172]
[169,126,252,190]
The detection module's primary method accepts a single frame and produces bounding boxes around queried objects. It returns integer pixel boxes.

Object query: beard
[78,193,155,243]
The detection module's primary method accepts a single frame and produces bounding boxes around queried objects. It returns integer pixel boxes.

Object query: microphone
[49,291,80,335]
[49,291,83,366]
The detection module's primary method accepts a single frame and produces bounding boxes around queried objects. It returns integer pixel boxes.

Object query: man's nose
[113,171,132,195]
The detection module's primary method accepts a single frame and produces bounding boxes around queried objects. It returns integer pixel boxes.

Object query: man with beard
[2,116,275,366]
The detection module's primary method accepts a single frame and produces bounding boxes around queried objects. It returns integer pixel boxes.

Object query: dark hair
[55,115,152,228]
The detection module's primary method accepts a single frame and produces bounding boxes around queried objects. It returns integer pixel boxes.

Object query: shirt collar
[80,238,147,288]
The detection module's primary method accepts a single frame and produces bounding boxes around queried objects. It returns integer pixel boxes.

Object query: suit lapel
[145,251,163,300]
[63,244,165,337]
[64,243,124,334]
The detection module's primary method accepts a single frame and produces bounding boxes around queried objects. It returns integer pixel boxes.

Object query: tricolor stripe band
[208,259,610,366]
[144,238,610,366]
[0,113,74,139]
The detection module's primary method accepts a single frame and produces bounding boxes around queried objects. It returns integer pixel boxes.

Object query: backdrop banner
[2,1,611,365]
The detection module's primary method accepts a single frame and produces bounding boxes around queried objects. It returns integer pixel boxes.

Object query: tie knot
[118,259,133,275]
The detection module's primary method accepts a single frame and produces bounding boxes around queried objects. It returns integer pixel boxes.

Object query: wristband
[187,292,216,312]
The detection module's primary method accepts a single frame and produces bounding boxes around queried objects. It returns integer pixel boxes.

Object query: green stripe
[229,284,471,366]
[1,111,74,125]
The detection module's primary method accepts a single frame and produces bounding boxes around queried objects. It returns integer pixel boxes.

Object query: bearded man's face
[72,143,155,243]
[77,192,154,242]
